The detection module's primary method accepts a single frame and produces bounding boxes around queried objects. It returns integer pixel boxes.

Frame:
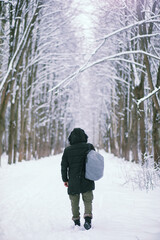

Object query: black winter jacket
[61,128,95,195]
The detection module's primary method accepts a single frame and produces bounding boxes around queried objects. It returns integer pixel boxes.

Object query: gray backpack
[85,149,104,181]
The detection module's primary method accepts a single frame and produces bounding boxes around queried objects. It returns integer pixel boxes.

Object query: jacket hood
[68,128,88,145]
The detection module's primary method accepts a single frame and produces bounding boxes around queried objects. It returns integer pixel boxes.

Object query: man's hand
[64,182,68,187]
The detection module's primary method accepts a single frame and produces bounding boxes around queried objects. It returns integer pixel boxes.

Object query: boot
[74,219,80,226]
[84,216,92,230]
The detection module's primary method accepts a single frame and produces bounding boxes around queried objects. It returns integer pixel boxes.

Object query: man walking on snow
[61,128,95,230]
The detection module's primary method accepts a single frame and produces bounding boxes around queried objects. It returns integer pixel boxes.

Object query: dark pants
[69,191,93,221]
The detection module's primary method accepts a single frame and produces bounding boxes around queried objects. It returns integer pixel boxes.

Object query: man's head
[68,128,88,145]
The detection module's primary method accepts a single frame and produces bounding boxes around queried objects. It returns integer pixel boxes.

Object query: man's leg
[69,194,80,224]
[82,191,93,230]
[82,191,93,218]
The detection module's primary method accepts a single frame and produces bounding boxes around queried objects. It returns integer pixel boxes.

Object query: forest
[0,0,160,166]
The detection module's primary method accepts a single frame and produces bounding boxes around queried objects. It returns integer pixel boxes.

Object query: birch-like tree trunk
[153,66,160,166]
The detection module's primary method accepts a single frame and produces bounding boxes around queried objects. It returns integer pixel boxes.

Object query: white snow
[0,151,160,240]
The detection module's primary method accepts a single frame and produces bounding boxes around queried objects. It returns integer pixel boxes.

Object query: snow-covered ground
[0,151,160,240]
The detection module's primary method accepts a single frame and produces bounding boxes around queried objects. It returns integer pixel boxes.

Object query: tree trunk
[152,66,160,167]
[122,93,130,160]
[130,87,139,163]
[153,108,160,167]
[54,122,63,155]
[18,83,25,162]
[8,98,15,164]
[0,2,6,164]
[137,71,146,164]
[13,99,19,164]
[109,89,119,157]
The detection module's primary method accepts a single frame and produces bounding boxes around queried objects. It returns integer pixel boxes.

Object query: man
[61,128,95,230]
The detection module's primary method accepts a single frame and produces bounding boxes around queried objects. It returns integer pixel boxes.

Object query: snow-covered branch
[130,33,160,41]
[49,49,159,92]
[98,15,160,42]
[137,87,160,106]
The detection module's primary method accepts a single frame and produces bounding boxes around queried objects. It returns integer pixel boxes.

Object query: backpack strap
[87,143,92,154]
[80,144,91,178]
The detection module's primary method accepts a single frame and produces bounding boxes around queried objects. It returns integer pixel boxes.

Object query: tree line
[92,0,160,167]
[0,0,160,167]
[0,0,75,164]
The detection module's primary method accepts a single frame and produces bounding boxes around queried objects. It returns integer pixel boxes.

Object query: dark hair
[68,128,88,145]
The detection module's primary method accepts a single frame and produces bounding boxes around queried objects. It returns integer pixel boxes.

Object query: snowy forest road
[0,152,160,240]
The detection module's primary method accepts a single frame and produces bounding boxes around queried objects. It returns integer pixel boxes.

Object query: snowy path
[0,152,160,240]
